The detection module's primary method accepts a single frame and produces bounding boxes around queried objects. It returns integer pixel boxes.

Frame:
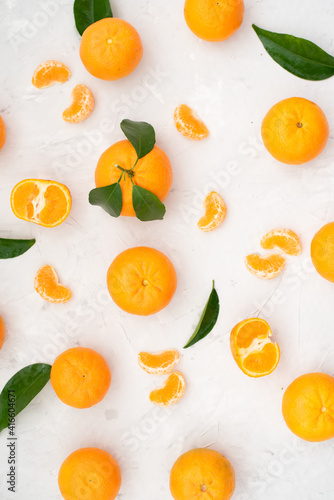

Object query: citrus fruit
[174,104,209,140]
[184,0,244,42]
[58,447,121,500]
[34,265,72,303]
[80,18,143,80]
[95,140,173,217]
[282,372,334,442]
[138,349,180,375]
[311,222,334,282]
[198,191,226,231]
[149,371,186,407]
[230,318,280,377]
[63,84,94,123]
[0,315,6,350]
[32,60,71,88]
[245,253,286,280]
[170,448,235,500]
[107,246,177,315]
[51,347,111,408]
[261,228,301,256]
[261,97,329,165]
[0,116,6,151]
[10,179,71,227]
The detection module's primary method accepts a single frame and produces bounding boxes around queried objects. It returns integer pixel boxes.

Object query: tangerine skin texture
[170,448,235,500]
[282,373,334,442]
[58,447,121,500]
[261,97,329,165]
[51,347,111,409]
[311,222,334,283]
[95,140,173,217]
[0,116,6,150]
[80,18,143,80]
[184,0,244,42]
[107,246,177,316]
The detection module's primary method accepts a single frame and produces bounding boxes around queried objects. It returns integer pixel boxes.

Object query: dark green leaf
[184,281,219,349]
[0,364,51,433]
[74,0,113,36]
[0,238,35,259]
[132,185,165,221]
[89,182,122,218]
[253,24,334,81]
[121,119,156,159]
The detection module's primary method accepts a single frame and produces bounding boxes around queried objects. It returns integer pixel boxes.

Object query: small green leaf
[132,185,165,221]
[74,0,113,36]
[0,238,35,259]
[0,364,51,433]
[184,281,220,349]
[89,182,122,218]
[253,24,334,81]
[121,119,156,159]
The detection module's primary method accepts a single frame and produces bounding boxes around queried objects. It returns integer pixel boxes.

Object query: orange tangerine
[149,372,186,407]
[311,222,334,283]
[261,228,301,256]
[245,253,285,280]
[0,116,6,151]
[198,191,226,231]
[138,350,180,375]
[32,60,71,88]
[0,315,5,350]
[63,84,94,123]
[174,104,209,140]
[34,265,72,303]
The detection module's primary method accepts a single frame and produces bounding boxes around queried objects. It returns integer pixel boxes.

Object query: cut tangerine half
[34,265,72,303]
[230,318,280,377]
[261,228,301,256]
[11,179,71,227]
[63,84,94,123]
[245,253,285,280]
[138,349,180,375]
[174,104,209,140]
[198,191,227,232]
[149,371,186,407]
[32,60,71,89]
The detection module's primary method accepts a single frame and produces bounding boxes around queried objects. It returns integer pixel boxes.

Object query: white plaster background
[1,0,334,498]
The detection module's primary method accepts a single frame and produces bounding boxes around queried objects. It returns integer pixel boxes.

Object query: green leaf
[74,0,113,36]
[121,119,156,159]
[0,238,35,259]
[184,281,220,349]
[0,364,51,433]
[89,182,122,218]
[132,185,166,221]
[253,24,334,81]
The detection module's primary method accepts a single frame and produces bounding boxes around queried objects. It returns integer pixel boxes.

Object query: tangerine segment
[0,315,5,350]
[138,350,180,375]
[95,140,173,217]
[149,372,186,407]
[282,373,334,442]
[245,253,285,280]
[174,104,209,140]
[58,447,121,500]
[230,318,280,377]
[0,116,6,151]
[261,97,329,165]
[10,179,71,227]
[107,246,177,316]
[63,84,94,123]
[32,60,71,88]
[198,191,226,232]
[80,18,143,81]
[34,265,72,304]
[261,228,301,256]
[51,347,111,409]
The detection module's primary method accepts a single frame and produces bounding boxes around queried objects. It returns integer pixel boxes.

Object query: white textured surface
[1,0,334,499]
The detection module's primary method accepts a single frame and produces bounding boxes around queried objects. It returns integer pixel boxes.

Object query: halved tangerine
[11,179,71,227]
[261,228,301,256]
[138,349,180,375]
[245,253,285,280]
[149,371,186,406]
[63,84,94,123]
[174,104,209,140]
[198,191,226,232]
[32,60,71,89]
[230,318,280,377]
[34,265,72,303]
